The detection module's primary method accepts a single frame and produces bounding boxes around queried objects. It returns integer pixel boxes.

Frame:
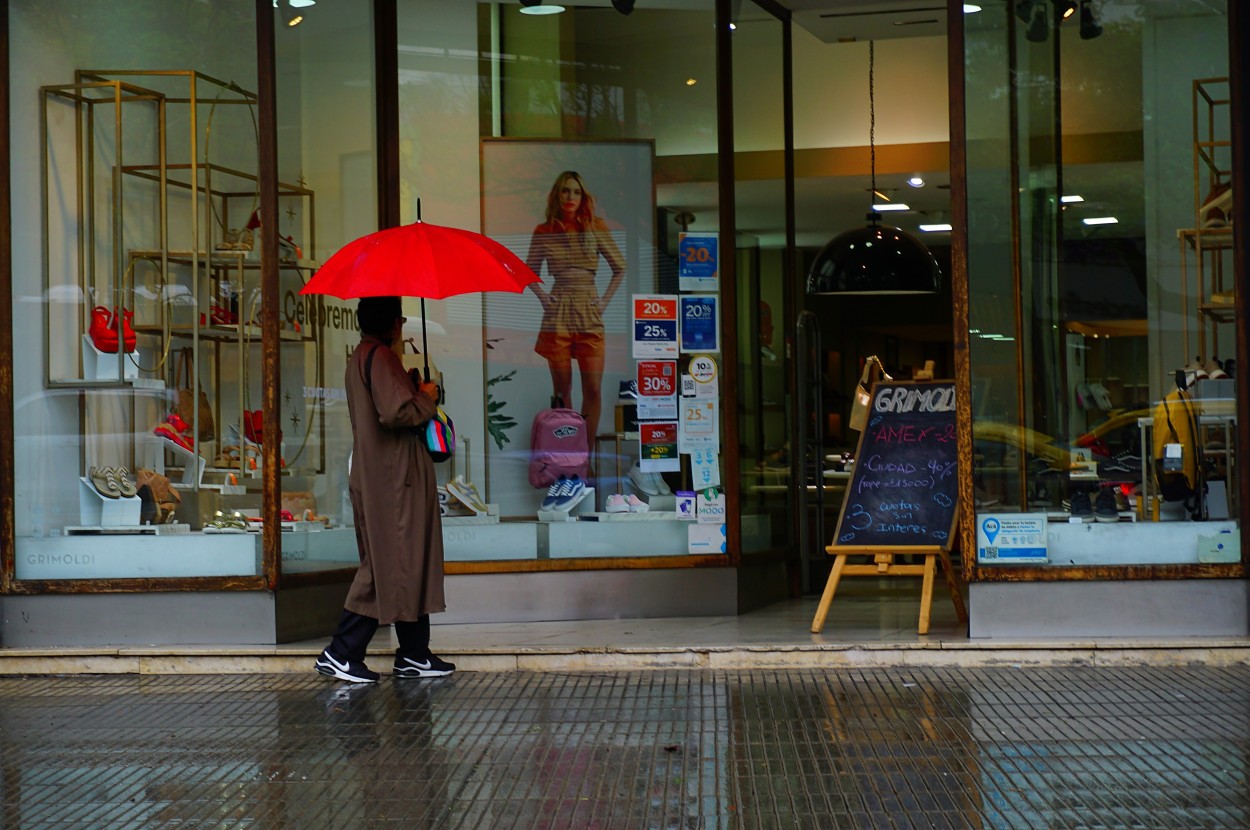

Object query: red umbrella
[301,215,540,379]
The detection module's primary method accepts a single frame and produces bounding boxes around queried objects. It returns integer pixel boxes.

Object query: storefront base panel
[0,592,282,648]
[969,580,1250,639]
[439,567,739,624]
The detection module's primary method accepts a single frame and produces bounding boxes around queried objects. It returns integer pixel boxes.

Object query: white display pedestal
[81,334,138,381]
[78,477,141,527]
[158,436,206,485]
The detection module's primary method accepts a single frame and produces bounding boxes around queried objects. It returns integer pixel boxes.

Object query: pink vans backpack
[528,404,589,488]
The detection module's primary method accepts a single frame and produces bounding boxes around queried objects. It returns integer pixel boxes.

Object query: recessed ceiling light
[1082,216,1118,225]
[289,0,316,7]
[873,203,911,212]
[520,2,565,15]
[907,176,925,188]
[1060,194,1085,203]
[963,3,982,11]
[919,223,953,232]
[686,78,697,86]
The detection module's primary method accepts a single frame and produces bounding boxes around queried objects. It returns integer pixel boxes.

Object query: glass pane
[966,1,1237,567]
[734,4,790,557]
[397,1,724,563]
[274,0,377,576]
[794,27,953,590]
[14,1,263,579]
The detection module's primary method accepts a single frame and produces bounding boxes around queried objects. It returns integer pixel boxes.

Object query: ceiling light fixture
[1059,194,1084,203]
[1015,0,1048,42]
[873,203,911,212]
[806,41,941,296]
[519,0,566,15]
[1082,216,1118,225]
[1079,0,1103,39]
[907,176,925,188]
[919,223,953,232]
[1058,0,1078,20]
[963,4,983,12]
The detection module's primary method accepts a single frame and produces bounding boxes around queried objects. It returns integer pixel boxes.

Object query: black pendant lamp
[807,42,942,296]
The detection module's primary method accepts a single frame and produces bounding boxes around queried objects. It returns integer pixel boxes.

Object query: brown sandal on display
[89,466,121,499]
[114,466,138,498]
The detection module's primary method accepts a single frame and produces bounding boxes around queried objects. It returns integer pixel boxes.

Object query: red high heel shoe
[210,305,238,326]
[153,413,195,452]
[89,306,120,353]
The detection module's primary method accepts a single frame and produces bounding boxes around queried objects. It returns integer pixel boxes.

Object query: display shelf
[1180,77,1236,365]
[42,67,328,502]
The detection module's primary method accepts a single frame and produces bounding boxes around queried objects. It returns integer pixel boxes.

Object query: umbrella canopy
[300,221,539,301]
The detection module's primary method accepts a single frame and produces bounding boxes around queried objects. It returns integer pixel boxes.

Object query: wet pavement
[0,665,1247,829]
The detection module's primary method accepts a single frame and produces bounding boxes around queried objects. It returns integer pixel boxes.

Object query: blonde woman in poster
[525,170,626,447]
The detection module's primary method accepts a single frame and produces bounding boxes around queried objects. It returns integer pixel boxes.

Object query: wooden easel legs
[810,546,969,635]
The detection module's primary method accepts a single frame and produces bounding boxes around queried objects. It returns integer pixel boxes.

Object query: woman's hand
[418,381,439,400]
[535,290,555,312]
[596,294,612,314]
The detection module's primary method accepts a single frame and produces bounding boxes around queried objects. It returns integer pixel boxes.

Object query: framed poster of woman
[481,139,655,510]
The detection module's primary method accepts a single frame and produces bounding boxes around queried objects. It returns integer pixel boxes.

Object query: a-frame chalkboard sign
[810,380,969,635]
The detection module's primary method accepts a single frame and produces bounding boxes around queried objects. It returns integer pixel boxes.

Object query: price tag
[678,232,719,291]
[632,294,678,358]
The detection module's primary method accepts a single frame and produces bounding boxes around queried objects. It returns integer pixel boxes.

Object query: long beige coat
[344,335,446,623]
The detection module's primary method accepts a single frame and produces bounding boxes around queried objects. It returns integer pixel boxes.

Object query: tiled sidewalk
[1,666,1247,828]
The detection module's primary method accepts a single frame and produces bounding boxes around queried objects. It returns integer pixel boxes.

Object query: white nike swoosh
[406,659,432,670]
[323,653,350,672]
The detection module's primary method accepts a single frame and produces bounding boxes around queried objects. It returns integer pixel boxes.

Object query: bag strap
[363,344,381,392]
[176,348,193,389]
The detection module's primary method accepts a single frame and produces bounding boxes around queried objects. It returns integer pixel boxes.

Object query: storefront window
[965,1,1237,567]
[13,1,264,579]
[396,1,726,562]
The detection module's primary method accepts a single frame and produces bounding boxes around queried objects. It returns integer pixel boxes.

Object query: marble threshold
[2,597,1248,674]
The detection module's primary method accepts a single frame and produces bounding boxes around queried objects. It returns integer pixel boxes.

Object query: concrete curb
[2,641,1248,674]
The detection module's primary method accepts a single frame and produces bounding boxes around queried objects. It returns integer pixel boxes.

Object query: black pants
[328,609,430,663]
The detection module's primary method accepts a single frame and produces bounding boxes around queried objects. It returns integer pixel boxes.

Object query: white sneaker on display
[605,493,629,514]
[447,475,488,514]
[629,463,671,496]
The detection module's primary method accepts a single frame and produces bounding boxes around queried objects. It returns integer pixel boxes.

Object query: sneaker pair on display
[1094,488,1121,523]
[315,648,456,683]
[1101,449,1142,475]
[540,475,587,512]
[604,493,649,514]
[628,463,671,496]
[445,475,488,514]
[1068,490,1095,523]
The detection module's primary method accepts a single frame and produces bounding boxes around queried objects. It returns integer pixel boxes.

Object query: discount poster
[679,295,719,354]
